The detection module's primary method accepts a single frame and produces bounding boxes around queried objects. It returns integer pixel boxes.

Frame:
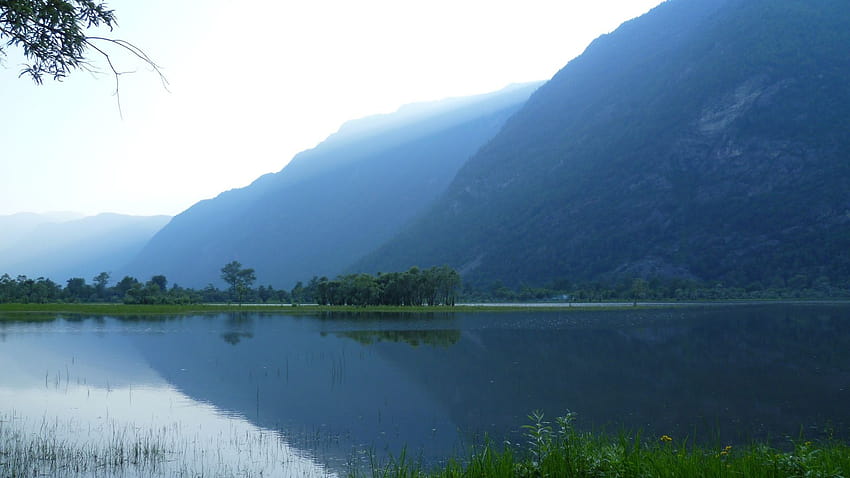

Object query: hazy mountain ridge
[0,213,170,282]
[356,0,850,288]
[124,83,541,287]
[0,212,84,251]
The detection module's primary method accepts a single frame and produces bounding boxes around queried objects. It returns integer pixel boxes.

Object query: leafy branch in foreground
[0,0,167,113]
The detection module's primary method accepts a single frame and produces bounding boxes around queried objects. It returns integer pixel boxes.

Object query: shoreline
[2,299,850,318]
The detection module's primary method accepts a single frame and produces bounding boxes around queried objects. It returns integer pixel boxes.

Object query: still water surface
[1,304,849,476]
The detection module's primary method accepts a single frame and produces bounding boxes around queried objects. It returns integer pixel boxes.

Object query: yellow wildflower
[660,435,673,443]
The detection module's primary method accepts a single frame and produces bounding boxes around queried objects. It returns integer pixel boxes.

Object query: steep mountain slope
[124,84,540,288]
[0,213,170,281]
[358,0,850,288]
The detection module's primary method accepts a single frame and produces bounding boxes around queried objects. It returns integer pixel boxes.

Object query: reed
[359,412,850,478]
[0,414,334,477]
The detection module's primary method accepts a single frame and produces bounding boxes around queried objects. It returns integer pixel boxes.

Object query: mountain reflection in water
[1,304,849,474]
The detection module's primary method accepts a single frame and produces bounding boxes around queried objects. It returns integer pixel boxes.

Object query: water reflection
[0,320,335,477]
[1,304,849,474]
[334,329,461,347]
[222,331,254,345]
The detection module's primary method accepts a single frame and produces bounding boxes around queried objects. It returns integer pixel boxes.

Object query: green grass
[361,412,850,478]
[0,302,235,317]
[4,299,843,321]
[3,409,848,477]
[0,302,681,319]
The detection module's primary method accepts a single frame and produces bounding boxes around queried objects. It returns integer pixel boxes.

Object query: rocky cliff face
[356,0,850,288]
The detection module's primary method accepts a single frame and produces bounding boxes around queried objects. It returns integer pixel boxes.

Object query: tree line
[0,263,462,306]
[468,275,850,302]
[5,263,847,306]
[0,272,206,305]
[308,266,461,306]
[0,270,293,305]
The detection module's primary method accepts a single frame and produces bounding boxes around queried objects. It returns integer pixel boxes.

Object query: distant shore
[2,299,850,319]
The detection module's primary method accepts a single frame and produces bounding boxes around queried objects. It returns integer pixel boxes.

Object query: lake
[1,303,849,476]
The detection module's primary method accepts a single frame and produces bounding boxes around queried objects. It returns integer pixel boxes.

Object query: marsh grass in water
[0,416,170,477]
[3,410,849,477]
[0,413,334,477]
[360,412,850,478]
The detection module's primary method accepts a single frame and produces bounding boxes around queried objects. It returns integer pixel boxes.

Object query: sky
[0,0,665,217]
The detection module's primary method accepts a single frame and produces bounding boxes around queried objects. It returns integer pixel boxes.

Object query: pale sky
[0,0,665,217]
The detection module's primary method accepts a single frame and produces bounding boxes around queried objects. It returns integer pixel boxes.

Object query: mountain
[0,212,83,251]
[123,83,541,288]
[0,213,170,282]
[356,0,850,289]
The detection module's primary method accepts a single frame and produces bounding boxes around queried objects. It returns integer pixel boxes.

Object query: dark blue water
[2,303,849,475]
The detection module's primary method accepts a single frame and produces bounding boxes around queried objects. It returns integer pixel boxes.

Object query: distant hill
[123,83,541,288]
[356,0,850,289]
[0,213,170,282]
[0,212,83,251]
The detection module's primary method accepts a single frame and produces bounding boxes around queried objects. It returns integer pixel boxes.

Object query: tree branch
[1,1,167,116]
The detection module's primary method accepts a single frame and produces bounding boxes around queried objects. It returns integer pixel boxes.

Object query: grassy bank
[4,299,849,319]
[0,302,677,318]
[364,413,850,478]
[3,411,848,477]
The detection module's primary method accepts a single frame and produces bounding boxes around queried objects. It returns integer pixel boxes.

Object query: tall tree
[65,277,92,301]
[148,275,167,293]
[630,278,648,306]
[113,275,138,296]
[220,261,256,305]
[93,271,110,300]
[290,281,305,305]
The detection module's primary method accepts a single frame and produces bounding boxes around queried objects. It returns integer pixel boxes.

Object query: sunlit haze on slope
[0,0,664,217]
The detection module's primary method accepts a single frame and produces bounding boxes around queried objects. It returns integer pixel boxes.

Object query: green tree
[148,275,167,293]
[433,265,461,306]
[220,261,256,305]
[0,273,12,301]
[630,278,648,306]
[403,266,422,306]
[32,277,61,303]
[93,271,110,300]
[65,277,84,295]
[275,288,291,304]
[257,285,274,303]
[142,281,164,303]
[65,277,93,301]
[201,283,224,303]
[376,272,404,305]
[123,282,144,304]
[314,277,331,305]
[290,281,305,305]
[113,275,139,299]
